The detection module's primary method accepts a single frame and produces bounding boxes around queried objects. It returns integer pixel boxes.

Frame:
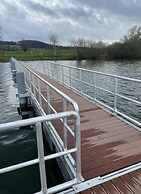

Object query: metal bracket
[73,177,101,193]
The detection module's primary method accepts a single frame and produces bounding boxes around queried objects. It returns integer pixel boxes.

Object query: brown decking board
[29,68,141,193]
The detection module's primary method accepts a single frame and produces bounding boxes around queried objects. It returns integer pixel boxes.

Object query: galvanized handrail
[11,57,80,149]
[11,58,79,114]
[29,60,141,128]
[9,58,82,193]
[11,58,80,144]
[0,111,81,194]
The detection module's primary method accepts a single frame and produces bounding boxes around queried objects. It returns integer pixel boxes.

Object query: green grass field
[0,49,76,62]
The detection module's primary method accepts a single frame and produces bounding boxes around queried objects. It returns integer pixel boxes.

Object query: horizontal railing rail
[29,60,141,128]
[0,111,81,194]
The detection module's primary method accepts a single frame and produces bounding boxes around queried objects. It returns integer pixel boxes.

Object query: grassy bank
[0,49,76,62]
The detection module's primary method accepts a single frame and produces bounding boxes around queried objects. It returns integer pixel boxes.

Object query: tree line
[70,25,141,60]
[107,25,141,60]
[1,25,141,60]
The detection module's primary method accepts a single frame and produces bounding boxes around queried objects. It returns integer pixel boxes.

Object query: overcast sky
[0,0,141,45]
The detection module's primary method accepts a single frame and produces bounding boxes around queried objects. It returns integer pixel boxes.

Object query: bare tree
[69,37,77,48]
[70,37,88,48]
[76,37,87,47]
[49,32,59,56]
[107,25,141,60]
[123,25,141,42]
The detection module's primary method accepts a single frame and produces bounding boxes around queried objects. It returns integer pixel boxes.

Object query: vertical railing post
[63,99,67,150]
[22,66,26,81]
[79,69,82,93]
[51,64,53,79]
[69,67,72,89]
[29,71,32,90]
[55,64,59,82]
[32,74,36,97]
[38,78,42,108]
[114,77,118,114]
[27,71,30,88]
[36,122,47,194]
[46,85,51,114]
[45,64,47,76]
[25,69,28,84]
[47,63,49,77]
[75,114,81,182]
[93,73,96,102]
[61,65,64,85]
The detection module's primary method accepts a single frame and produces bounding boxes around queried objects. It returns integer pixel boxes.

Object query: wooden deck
[30,68,141,193]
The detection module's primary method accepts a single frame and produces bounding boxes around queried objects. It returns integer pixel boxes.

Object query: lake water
[58,60,141,79]
[0,63,64,194]
[24,59,141,78]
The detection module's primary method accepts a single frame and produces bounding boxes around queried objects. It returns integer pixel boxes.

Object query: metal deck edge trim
[73,161,141,193]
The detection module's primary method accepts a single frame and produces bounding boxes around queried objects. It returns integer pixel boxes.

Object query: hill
[0,40,66,50]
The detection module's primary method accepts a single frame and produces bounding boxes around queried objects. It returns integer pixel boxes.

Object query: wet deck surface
[28,68,141,193]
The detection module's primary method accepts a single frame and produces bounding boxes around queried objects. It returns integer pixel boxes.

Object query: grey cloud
[59,6,92,18]
[70,0,141,19]
[0,0,141,43]
[23,0,59,18]
[0,1,27,20]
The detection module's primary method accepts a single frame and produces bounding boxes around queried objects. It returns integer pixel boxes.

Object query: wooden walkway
[30,68,141,193]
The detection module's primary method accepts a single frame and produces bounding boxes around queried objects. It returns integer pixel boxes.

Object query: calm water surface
[0,63,64,194]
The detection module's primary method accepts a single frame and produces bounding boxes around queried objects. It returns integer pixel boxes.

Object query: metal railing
[0,111,80,194]
[11,58,79,114]
[8,58,81,193]
[30,61,141,128]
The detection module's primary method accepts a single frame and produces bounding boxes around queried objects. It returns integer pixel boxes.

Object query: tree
[69,37,77,48]
[122,25,141,59]
[49,32,59,56]
[76,38,87,47]
[107,25,141,60]
[19,39,30,52]
[123,25,141,42]
[69,37,107,60]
